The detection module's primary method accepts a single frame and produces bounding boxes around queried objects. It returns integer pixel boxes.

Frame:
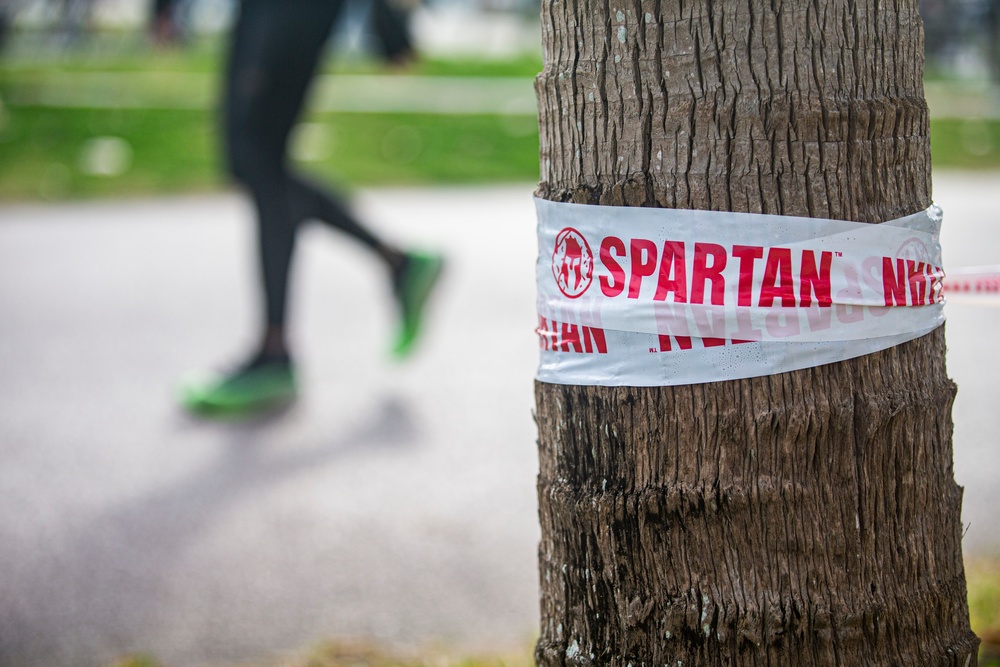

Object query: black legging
[224,0,386,328]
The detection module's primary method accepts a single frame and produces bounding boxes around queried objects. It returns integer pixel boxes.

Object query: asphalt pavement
[0,179,998,667]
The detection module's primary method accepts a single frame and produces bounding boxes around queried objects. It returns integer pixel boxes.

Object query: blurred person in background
[0,2,9,54]
[986,0,1000,83]
[149,0,182,45]
[56,0,95,44]
[180,0,442,416]
[920,0,957,66]
[369,0,416,65]
[1,0,96,47]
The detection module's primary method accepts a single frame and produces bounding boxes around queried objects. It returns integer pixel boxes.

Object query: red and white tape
[943,267,1000,295]
[535,199,946,387]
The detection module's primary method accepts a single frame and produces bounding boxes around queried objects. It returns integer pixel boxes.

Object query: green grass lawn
[2,38,1000,202]
[0,39,543,200]
[970,559,1000,667]
[0,104,540,200]
[4,99,1000,202]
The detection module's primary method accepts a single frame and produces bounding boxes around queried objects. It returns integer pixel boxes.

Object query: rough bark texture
[533,0,979,665]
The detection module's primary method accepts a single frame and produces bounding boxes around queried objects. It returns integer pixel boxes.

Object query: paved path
[0,180,998,667]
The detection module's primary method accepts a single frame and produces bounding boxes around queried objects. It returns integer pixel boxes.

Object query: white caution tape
[535,198,945,387]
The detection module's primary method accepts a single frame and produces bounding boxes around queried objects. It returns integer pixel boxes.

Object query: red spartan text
[537,316,608,353]
[654,335,753,352]
[881,259,943,306]
[596,237,942,308]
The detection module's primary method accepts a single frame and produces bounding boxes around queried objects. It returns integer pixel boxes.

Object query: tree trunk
[533,0,979,665]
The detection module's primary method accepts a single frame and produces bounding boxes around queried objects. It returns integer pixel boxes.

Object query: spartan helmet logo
[552,227,594,298]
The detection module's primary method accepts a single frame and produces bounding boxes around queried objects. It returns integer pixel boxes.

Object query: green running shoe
[392,251,444,359]
[180,358,296,416]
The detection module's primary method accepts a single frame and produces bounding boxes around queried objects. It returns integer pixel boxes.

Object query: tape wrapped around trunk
[535,198,945,387]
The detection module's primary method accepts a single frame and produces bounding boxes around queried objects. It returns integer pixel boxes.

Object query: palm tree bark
[533,0,979,664]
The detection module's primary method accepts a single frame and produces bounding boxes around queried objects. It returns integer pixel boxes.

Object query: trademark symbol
[835,251,843,257]
[649,347,657,353]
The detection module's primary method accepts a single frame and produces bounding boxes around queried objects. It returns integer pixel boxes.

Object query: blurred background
[0,0,1000,198]
[0,0,543,199]
[1,2,999,667]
